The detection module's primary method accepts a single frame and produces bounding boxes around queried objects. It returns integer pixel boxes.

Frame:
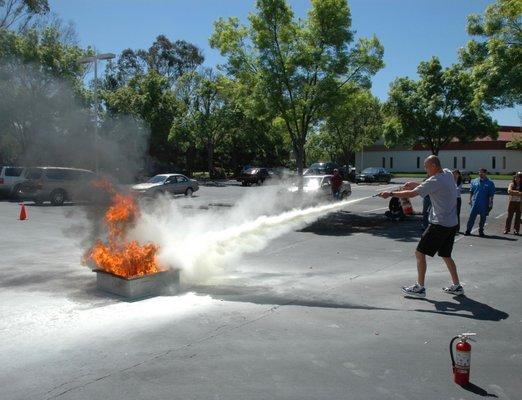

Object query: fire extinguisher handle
[449,336,459,367]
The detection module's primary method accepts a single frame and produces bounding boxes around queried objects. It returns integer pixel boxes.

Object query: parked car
[340,165,357,182]
[355,167,392,184]
[132,174,199,196]
[237,167,270,186]
[0,166,27,197]
[460,170,472,184]
[17,167,96,206]
[304,162,341,176]
[288,175,352,203]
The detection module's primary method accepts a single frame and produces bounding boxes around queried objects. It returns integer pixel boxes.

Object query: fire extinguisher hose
[449,336,459,367]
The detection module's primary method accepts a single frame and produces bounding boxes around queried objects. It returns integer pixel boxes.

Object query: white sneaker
[401,283,426,298]
[442,284,464,296]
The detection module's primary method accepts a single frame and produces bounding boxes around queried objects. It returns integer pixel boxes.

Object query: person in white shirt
[379,155,463,298]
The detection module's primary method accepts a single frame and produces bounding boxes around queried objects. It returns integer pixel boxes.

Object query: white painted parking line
[495,212,507,219]
[455,224,488,242]
[363,207,387,213]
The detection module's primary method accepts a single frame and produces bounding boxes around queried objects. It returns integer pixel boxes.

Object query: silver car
[0,166,28,197]
[132,174,199,197]
[288,175,352,203]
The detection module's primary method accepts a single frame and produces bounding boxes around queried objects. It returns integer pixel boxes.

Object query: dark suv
[237,167,270,186]
[18,167,96,206]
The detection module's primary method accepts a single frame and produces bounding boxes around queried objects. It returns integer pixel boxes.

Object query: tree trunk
[295,145,305,176]
[207,142,214,179]
[186,145,196,177]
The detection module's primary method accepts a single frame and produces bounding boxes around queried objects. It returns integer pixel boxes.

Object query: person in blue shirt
[465,168,496,237]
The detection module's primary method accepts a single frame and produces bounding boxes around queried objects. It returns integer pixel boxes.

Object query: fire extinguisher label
[455,351,470,367]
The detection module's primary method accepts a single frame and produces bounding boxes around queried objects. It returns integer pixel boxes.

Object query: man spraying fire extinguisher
[378,155,464,298]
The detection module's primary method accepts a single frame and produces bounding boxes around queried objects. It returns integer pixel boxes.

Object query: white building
[355,126,522,174]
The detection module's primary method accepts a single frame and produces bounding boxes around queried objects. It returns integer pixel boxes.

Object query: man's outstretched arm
[379,190,419,199]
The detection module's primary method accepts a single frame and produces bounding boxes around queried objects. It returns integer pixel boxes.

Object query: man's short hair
[479,168,488,173]
[425,155,441,168]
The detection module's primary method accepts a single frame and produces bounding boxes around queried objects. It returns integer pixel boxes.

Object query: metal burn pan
[94,269,180,299]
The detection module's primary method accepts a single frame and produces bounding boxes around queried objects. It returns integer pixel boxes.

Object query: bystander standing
[330,169,343,200]
[504,172,522,235]
[465,168,495,237]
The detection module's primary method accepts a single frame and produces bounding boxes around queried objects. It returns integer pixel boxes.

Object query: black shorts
[417,224,457,258]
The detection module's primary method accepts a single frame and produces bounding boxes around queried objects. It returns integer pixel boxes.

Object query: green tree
[506,136,522,149]
[460,0,522,108]
[170,69,232,177]
[0,0,49,30]
[308,87,382,165]
[383,57,498,156]
[210,0,384,174]
[103,35,204,90]
[101,35,205,171]
[102,70,180,166]
[0,27,88,164]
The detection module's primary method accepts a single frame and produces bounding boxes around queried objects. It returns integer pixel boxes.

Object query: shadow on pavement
[412,295,509,321]
[301,211,423,242]
[463,233,518,241]
[482,234,518,241]
[190,284,396,311]
[0,269,121,308]
[461,382,499,397]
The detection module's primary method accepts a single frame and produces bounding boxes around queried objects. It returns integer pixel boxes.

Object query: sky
[49,0,520,126]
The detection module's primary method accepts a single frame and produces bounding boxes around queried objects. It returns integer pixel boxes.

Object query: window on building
[492,156,496,170]
[390,157,393,169]
[503,156,506,170]
[462,157,466,169]
[382,157,385,168]
[453,157,457,169]
[416,157,420,169]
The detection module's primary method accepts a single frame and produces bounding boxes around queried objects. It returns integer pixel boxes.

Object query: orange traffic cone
[19,203,27,220]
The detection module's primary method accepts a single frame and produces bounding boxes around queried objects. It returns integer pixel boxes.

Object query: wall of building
[355,149,522,173]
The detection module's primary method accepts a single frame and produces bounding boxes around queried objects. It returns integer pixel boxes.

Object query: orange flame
[89,178,162,278]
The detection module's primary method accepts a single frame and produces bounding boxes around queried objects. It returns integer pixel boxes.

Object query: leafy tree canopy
[383,57,498,155]
[0,0,49,30]
[103,35,204,90]
[210,0,384,174]
[460,0,522,108]
[308,87,382,165]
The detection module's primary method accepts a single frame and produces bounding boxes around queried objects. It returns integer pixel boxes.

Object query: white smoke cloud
[129,185,369,285]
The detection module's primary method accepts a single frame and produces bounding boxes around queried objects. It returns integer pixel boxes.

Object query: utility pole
[78,51,115,173]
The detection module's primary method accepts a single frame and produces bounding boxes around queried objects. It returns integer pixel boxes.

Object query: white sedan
[288,175,351,202]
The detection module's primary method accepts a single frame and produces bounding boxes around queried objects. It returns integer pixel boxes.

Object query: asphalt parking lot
[1,179,520,400]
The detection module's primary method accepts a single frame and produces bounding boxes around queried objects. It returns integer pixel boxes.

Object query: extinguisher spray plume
[450,332,477,386]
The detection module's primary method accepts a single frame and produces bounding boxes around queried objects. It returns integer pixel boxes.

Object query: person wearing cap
[465,168,495,237]
[504,172,522,235]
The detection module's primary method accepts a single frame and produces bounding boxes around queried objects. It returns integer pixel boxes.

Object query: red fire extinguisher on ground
[450,332,476,385]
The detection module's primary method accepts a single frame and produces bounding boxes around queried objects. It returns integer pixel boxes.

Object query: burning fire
[88,178,162,278]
